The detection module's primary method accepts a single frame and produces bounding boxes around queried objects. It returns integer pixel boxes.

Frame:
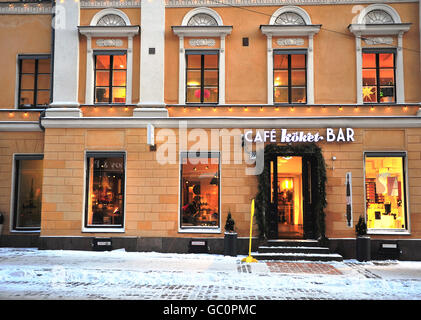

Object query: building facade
[1,0,421,259]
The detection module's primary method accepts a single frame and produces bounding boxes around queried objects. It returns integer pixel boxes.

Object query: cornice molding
[172,25,233,37]
[80,0,141,8]
[0,3,52,15]
[165,0,417,7]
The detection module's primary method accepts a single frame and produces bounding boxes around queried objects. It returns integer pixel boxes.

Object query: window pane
[112,70,126,87]
[21,60,35,73]
[20,91,34,106]
[187,70,201,87]
[274,87,288,103]
[96,71,110,87]
[204,70,218,86]
[21,74,35,90]
[274,70,288,87]
[96,55,110,69]
[363,86,377,103]
[38,59,51,73]
[274,54,288,69]
[291,70,306,85]
[363,53,376,68]
[204,54,218,69]
[203,87,218,103]
[380,87,395,102]
[186,87,201,103]
[379,53,394,68]
[291,87,306,103]
[362,69,377,86]
[180,153,219,228]
[95,87,109,103]
[379,69,394,86]
[14,159,43,229]
[86,155,125,227]
[187,55,201,69]
[365,156,407,230]
[37,74,50,90]
[113,55,127,70]
[112,87,126,103]
[37,91,50,106]
[291,54,305,68]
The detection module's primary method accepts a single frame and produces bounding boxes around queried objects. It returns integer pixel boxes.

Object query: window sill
[178,228,221,234]
[367,229,410,236]
[10,229,40,233]
[82,228,125,233]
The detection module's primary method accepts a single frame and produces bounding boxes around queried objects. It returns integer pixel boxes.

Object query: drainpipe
[50,0,55,106]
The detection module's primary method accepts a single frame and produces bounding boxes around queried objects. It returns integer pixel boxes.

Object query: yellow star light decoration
[363,86,375,101]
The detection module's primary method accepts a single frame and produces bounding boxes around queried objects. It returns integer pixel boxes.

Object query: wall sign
[244,128,355,143]
[277,38,305,46]
[188,39,216,47]
[96,39,124,47]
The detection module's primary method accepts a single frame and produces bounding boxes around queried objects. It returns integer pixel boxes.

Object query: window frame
[83,151,126,232]
[185,50,219,105]
[363,151,410,235]
[362,48,396,104]
[12,154,44,232]
[178,151,221,233]
[17,54,51,109]
[273,49,307,105]
[93,50,127,105]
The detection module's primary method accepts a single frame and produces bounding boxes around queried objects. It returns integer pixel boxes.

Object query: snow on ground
[1,248,421,300]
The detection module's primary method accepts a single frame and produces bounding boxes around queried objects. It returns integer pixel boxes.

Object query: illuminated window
[186,51,219,104]
[273,51,307,104]
[362,50,396,103]
[13,155,43,231]
[18,55,51,108]
[365,153,407,232]
[85,152,125,228]
[180,152,220,229]
[94,51,127,104]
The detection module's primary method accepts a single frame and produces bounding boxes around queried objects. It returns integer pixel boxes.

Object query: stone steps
[254,239,343,262]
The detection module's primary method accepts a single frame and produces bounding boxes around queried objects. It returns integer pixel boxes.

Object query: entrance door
[276,156,303,238]
[267,154,315,239]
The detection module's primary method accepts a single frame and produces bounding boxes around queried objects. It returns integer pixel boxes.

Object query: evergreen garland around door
[254,143,328,243]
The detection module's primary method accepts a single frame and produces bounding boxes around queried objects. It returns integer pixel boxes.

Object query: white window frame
[82,151,127,233]
[78,8,139,105]
[349,4,410,104]
[172,7,232,105]
[260,6,320,105]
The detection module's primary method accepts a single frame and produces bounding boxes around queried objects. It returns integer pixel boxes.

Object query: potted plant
[355,215,370,262]
[224,210,237,257]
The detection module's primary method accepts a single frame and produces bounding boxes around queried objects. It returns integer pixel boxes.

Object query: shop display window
[13,155,43,230]
[362,50,396,103]
[365,153,407,231]
[186,51,219,104]
[94,52,127,104]
[85,153,125,228]
[18,55,51,108]
[273,51,307,104]
[180,152,220,229]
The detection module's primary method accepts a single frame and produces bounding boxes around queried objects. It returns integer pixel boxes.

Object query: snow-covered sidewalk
[1,248,421,300]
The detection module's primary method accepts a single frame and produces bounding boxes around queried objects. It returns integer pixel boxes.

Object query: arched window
[187,13,218,26]
[274,12,306,26]
[97,14,127,27]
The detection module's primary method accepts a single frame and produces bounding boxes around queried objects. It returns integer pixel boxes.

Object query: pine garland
[254,143,328,243]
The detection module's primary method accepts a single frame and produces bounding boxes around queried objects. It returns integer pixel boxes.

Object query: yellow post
[241,199,258,263]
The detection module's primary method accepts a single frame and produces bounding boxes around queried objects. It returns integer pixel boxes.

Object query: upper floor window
[94,51,127,104]
[18,55,51,109]
[273,51,307,104]
[186,51,219,104]
[362,50,395,103]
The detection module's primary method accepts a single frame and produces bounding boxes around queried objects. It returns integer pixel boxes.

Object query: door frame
[265,152,318,239]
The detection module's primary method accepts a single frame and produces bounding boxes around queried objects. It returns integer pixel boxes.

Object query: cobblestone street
[1,248,421,301]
